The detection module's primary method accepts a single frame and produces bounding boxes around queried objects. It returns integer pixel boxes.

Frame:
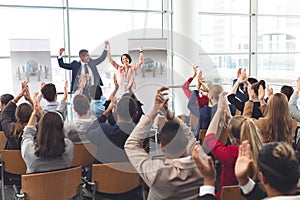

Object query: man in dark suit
[57,41,109,93]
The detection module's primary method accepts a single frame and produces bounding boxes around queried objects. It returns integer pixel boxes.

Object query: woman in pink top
[107,43,144,94]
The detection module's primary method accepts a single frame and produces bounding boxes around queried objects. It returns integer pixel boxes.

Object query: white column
[169,0,200,115]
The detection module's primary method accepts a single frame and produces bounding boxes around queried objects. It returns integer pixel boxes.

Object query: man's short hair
[73,94,90,116]
[158,121,188,158]
[89,85,102,100]
[79,49,88,56]
[117,96,138,121]
[0,94,14,105]
[41,83,57,102]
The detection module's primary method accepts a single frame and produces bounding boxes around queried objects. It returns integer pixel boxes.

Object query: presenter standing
[57,41,109,93]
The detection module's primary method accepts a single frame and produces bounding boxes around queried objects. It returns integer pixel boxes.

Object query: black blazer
[57,49,107,92]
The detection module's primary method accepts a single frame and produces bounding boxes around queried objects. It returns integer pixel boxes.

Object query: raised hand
[235,140,253,186]
[258,85,265,101]
[149,86,169,120]
[59,48,65,56]
[267,86,273,97]
[192,66,198,78]
[113,73,119,90]
[192,145,216,186]
[62,80,68,101]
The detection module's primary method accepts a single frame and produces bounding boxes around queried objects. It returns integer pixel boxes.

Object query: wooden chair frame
[71,143,96,167]
[83,162,144,200]
[0,150,27,200]
[15,166,82,200]
[220,185,246,200]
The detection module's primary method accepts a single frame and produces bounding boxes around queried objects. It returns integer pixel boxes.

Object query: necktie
[84,64,89,74]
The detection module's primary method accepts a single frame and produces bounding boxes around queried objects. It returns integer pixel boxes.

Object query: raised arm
[57,48,73,70]
[132,46,144,70]
[94,41,109,65]
[56,80,68,119]
[181,66,197,99]
[187,90,201,117]
[124,86,169,186]
[107,42,120,70]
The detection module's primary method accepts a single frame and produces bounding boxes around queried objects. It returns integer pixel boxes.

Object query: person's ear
[259,172,267,184]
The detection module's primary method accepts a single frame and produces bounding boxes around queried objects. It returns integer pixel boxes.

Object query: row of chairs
[0,143,144,200]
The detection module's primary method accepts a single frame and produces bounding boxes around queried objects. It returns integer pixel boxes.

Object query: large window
[198,0,300,91]
[0,0,164,94]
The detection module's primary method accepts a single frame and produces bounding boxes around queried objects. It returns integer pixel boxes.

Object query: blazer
[125,115,206,200]
[57,49,107,92]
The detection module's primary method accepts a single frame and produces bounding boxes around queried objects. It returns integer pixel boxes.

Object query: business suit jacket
[125,115,207,200]
[57,49,107,92]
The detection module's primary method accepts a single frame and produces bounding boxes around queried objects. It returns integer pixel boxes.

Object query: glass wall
[198,0,300,91]
[0,0,164,94]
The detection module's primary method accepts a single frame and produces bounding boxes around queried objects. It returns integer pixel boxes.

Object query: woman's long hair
[13,103,33,144]
[35,111,65,159]
[229,115,263,180]
[264,93,293,143]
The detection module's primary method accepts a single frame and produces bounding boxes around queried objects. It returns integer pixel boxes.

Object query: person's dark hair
[251,80,266,96]
[258,142,299,194]
[280,85,294,101]
[247,77,258,85]
[117,96,137,121]
[158,121,187,158]
[14,103,33,143]
[35,111,65,159]
[89,85,102,100]
[73,94,90,116]
[41,83,57,102]
[122,92,138,102]
[79,49,88,56]
[0,94,14,105]
[121,54,132,64]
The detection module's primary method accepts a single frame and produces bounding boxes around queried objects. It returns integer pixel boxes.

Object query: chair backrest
[0,131,7,150]
[92,162,141,194]
[220,185,246,200]
[21,166,82,200]
[1,150,26,175]
[71,143,96,167]
[198,129,207,144]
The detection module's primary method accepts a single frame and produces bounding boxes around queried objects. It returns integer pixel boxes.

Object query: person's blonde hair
[229,116,263,180]
[208,84,223,102]
[264,93,293,143]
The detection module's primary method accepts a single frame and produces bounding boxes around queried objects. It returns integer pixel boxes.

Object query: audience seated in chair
[188,84,235,138]
[195,140,300,200]
[0,93,14,131]
[243,92,296,144]
[125,86,207,200]
[64,94,97,144]
[21,94,73,173]
[39,81,68,116]
[227,78,265,119]
[203,92,263,199]
[0,81,33,150]
[86,94,138,164]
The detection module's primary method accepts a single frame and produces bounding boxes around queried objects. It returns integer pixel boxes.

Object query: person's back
[22,111,74,174]
[87,95,138,164]
[125,86,206,200]
[65,94,96,144]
